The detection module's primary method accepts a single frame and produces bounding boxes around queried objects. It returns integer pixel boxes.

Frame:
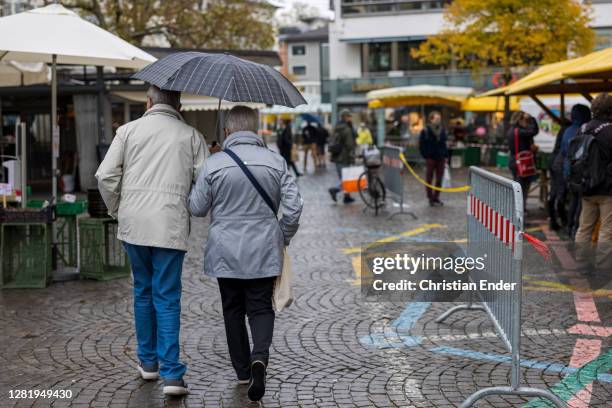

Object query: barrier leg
[459,386,566,408]
[435,302,486,324]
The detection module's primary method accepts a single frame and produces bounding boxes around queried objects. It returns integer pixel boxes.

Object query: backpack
[568,122,612,194]
[329,126,344,156]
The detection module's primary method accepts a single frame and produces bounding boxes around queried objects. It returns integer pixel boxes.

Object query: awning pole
[530,95,562,124]
[51,54,58,202]
[20,122,26,208]
[560,83,566,124]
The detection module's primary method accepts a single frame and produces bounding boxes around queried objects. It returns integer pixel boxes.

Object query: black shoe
[328,187,339,202]
[248,361,266,402]
[163,379,189,396]
[433,199,444,207]
[343,194,355,204]
[296,172,303,177]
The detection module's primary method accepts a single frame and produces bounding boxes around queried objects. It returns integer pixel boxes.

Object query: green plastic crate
[1,223,52,289]
[55,215,79,268]
[79,217,130,280]
[496,151,509,168]
[487,147,500,166]
[27,199,46,209]
[464,146,481,166]
[56,201,88,216]
[536,153,551,170]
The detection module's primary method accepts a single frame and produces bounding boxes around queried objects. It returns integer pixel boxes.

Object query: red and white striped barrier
[468,194,516,249]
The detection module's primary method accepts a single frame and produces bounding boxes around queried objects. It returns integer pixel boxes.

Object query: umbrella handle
[214,97,222,143]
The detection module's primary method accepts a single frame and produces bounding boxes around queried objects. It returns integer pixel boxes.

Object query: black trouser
[217,277,275,380]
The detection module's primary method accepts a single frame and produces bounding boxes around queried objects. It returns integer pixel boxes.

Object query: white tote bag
[273,247,294,312]
[442,164,451,189]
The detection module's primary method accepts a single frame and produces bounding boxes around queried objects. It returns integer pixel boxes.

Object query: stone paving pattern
[0,162,610,407]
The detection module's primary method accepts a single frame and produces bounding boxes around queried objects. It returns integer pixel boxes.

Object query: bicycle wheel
[358,172,375,209]
[369,176,386,215]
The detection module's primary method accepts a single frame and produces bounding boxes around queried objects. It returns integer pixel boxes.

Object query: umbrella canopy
[300,113,323,124]
[0,61,49,86]
[0,4,155,68]
[133,52,306,107]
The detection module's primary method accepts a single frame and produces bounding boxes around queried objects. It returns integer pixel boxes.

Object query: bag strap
[514,127,519,161]
[224,148,278,215]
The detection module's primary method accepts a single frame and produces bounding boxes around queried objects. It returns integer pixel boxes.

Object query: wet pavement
[0,159,610,407]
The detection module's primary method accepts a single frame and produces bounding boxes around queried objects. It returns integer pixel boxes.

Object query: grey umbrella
[133,51,306,107]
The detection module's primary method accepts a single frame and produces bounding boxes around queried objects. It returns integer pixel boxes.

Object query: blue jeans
[123,243,186,380]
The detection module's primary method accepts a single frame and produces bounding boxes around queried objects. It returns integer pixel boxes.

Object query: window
[398,40,438,71]
[367,42,391,72]
[292,45,306,56]
[292,65,306,76]
[341,0,451,16]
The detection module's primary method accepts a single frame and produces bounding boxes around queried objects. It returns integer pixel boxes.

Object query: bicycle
[357,147,386,215]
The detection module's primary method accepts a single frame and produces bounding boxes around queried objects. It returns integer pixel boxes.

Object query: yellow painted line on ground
[341,223,446,254]
[348,255,362,286]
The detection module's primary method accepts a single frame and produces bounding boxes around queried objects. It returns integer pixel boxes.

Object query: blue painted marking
[430,346,612,383]
[359,302,431,349]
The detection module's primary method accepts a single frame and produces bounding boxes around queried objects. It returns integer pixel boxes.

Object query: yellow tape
[398,152,471,193]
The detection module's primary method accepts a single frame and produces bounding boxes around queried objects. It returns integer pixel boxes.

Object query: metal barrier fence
[382,145,416,220]
[435,167,565,408]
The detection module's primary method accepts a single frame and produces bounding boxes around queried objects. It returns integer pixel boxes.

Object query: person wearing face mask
[419,111,448,207]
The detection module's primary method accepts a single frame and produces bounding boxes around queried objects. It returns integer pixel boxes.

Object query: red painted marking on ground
[542,226,603,406]
[568,324,612,337]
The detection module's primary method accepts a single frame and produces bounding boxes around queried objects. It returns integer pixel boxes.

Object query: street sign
[0,183,12,195]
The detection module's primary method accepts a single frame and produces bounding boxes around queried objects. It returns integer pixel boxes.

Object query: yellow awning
[477,47,612,96]
[461,96,520,112]
[366,85,473,109]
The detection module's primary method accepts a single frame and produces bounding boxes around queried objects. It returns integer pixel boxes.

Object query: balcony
[340,0,451,17]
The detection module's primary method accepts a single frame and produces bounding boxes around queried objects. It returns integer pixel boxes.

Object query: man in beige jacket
[96,85,206,396]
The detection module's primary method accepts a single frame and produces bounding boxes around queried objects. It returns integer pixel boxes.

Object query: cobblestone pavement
[0,160,610,408]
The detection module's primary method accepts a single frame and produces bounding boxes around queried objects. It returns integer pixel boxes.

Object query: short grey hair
[225,105,258,134]
[147,85,181,109]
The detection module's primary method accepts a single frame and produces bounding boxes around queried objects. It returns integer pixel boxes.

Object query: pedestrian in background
[356,121,373,157]
[328,109,356,204]
[277,119,302,177]
[419,111,448,207]
[302,121,319,173]
[574,93,612,251]
[189,106,303,402]
[507,110,539,211]
[315,123,329,168]
[548,104,591,232]
[96,85,206,397]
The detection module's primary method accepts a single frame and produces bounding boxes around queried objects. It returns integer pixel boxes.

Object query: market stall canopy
[477,47,612,96]
[0,61,49,86]
[367,85,474,109]
[260,93,331,115]
[112,91,265,112]
[0,4,156,68]
[460,96,520,112]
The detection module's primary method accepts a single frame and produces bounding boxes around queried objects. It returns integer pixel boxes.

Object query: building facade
[328,0,612,121]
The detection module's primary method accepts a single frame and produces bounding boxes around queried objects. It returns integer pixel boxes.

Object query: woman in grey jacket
[189,106,303,402]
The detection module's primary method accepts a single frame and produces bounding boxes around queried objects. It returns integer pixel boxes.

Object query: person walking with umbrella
[189,106,303,402]
[277,118,302,177]
[96,85,206,396]
[132,51,306,401]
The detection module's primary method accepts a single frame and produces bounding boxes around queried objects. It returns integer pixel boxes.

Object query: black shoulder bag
[224,149,277,215]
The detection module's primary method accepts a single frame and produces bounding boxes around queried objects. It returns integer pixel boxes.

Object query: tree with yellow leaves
[412,0,595,84]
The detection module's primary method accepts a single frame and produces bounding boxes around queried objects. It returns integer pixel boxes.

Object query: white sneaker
[137,363,159,381]
[163,379,189,396]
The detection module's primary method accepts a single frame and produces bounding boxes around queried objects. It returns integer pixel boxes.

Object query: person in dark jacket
[507,111,539,210]
[548,104,591,232]
[574,93,612,246]
[315,124,329,168]
[328,110,356,204]
[276,119,302,177]
[419,111,448,206]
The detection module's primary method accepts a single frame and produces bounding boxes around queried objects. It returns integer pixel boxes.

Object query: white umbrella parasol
[0,3,156,200]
